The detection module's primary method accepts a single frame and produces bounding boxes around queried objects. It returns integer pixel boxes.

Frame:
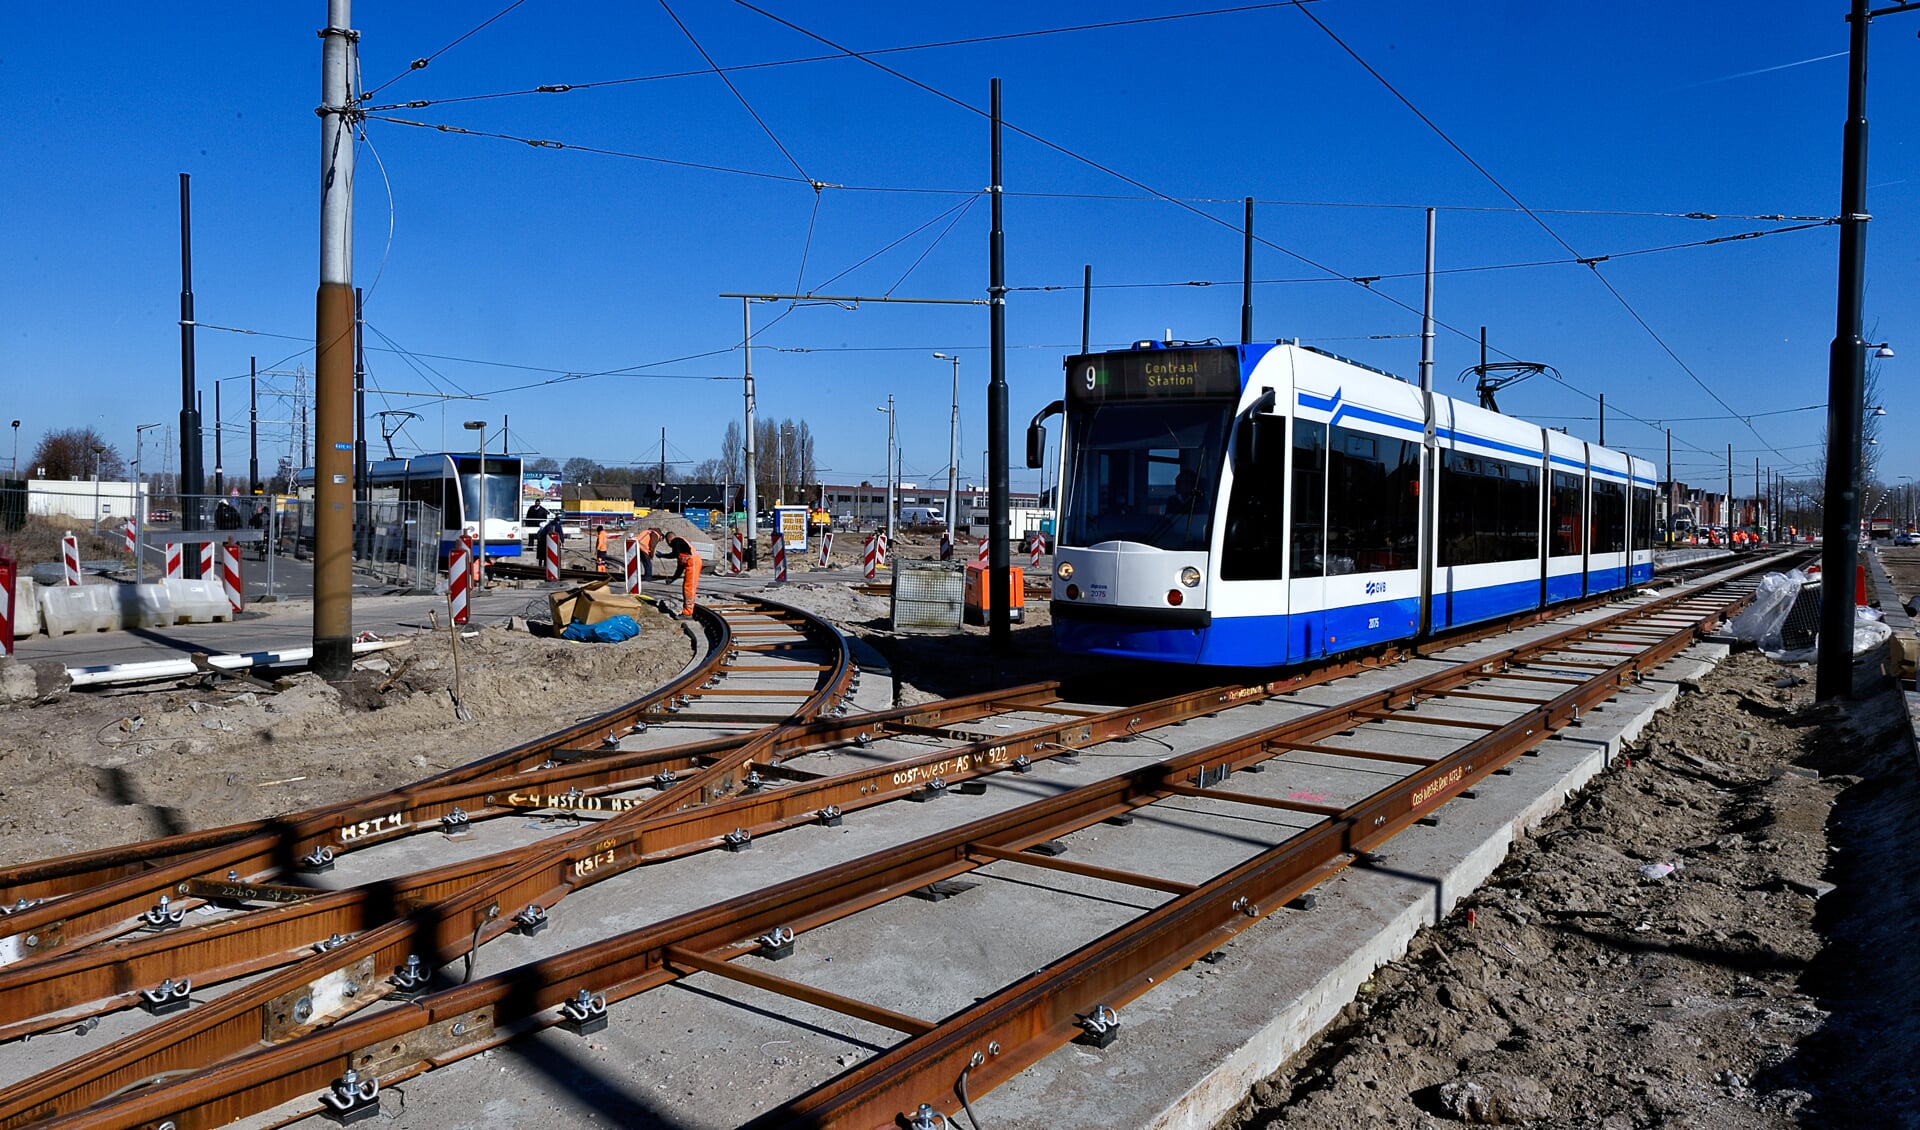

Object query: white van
[899,506,944,527]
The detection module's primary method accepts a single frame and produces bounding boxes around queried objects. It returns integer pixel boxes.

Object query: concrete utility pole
[880,396,896,551]
[987,78,1012,647]
[313,0,358,679]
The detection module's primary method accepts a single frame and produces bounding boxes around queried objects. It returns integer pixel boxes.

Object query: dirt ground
[1217,646,1920,1130]
[0,609,695,867]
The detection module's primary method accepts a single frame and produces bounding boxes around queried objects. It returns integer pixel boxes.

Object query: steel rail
[0,603,737,903]
[0,599,862,955]
[3,567,1768,1128]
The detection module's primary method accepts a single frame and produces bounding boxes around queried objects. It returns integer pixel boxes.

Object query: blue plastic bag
[562,614,640,643]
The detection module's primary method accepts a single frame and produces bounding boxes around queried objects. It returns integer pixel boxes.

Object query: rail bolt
[743,769,766,793]
[654,770,678,788]
[1012,754,1033,774]
[559,988,609,1035]
[392,954,430,995]
[817,805,844,827]
[907,1103,951,1129]
[441,807,472,837]
[319,1067,381,1124]
[513,904,549,936]
[139,977,193,1016]
[723,828,753,853]
[1074,1004,1121,1048]
[756,926,796,961]
[300,846,336,873]
[909,777,948,803]
[142,895,185,931]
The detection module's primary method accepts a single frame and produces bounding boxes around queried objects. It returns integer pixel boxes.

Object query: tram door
[1286,419,1329,662]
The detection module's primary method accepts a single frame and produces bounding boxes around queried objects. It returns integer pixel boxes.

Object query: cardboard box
[549,579,650,627]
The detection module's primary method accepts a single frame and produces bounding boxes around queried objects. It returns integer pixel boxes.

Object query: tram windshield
[1061,400,1232,551]
[456,471,524,528]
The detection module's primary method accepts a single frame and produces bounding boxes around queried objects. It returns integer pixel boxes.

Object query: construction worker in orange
[633,526,665,583]
[666,534,702,617]
[593,524,610,573]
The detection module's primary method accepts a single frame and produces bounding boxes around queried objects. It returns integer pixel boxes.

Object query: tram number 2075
[1364,581,1388,595]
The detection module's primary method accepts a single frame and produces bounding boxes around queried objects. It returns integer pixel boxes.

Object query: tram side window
[1291,420,1327,579]
[407,475,445,516]
[1631,486,1655,552]
[1221,417,1287,581]
[1549,471,1584,557]
[1438,450,1540,566]
[1591,480,1627,553]
[1327,426,1420,574]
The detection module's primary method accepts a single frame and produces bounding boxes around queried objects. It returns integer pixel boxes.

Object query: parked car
[1895,531,1915,547]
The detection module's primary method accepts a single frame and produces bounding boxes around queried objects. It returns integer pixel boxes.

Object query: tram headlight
[1057,561,1074,580]
[1179,566,1201,588]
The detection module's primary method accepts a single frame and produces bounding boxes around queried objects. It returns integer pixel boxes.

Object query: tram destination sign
[1066,347,1241,404]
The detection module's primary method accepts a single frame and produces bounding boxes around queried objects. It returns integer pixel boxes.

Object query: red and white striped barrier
[543,524,561,582]
[1029,533,1045,570]
[976,537,989,563]
[862,533,881,580]
[818,530,832,567]
[62,533,81,586]
[0,552,16,658]
[220,540,244,613]
[878,531,889,566]
[448,535,472,625]
[728,526,746,575]
[199,541,217,580]
[624,536,642,594]
[938,531,952,561]
[123,519,137,557]
[164,542,184,580]
[772,534,788,582]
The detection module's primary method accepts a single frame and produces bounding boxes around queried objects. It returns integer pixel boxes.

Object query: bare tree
[31,427,125,481]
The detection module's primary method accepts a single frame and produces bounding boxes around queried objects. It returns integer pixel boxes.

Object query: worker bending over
[667,534,702,617]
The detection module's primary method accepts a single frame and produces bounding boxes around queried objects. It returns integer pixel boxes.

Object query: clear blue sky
[7,2,1918,501]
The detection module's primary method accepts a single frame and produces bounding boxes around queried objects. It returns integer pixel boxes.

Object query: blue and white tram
[295,453,524,563]
[1031,341,1656,666]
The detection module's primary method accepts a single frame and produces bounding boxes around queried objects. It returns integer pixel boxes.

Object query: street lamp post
[876,398,896,552]
[464,421,487,588]
[91,445,106,532]
[134,423,162,584]
[8,420,17,476]
[933,352,961,537]
[1819,0,1918,700]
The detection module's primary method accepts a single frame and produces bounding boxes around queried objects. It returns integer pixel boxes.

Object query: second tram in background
[294,452,524,564]
[1029,340,1656,666]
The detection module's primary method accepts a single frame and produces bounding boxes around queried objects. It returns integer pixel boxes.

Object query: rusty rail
[0,565,1772,1128]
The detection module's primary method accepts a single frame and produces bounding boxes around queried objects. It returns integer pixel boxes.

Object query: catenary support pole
[742,298,759,568]
[313,0,358,679]
[178,174,204,564]
[249,357,259,494]
[988,78,1011,648]
[1241,197,1254,345]
[1417,206,1436,636]
[1598,393,1606,447]
[213,381,225,498]
[1820,0,1875,700]
[1081,264,1092,354]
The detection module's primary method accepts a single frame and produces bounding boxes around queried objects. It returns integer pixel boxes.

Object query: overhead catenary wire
[1283,0,1793,464]
[362,0,535,100]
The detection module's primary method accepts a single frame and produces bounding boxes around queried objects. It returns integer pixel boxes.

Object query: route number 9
[1084,365,1097,392]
